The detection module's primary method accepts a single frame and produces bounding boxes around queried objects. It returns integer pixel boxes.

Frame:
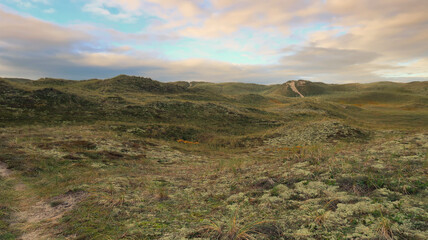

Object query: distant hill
[78,75,190,94]
[189,81,274,95]
[2,75,427,109]
[0,74,426,141]
[0,77,32,84]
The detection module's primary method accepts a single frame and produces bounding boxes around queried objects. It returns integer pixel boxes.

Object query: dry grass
[376,217,394,240]
[199,213,271,240]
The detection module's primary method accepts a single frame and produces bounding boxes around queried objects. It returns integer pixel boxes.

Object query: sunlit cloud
[0,1,427,83]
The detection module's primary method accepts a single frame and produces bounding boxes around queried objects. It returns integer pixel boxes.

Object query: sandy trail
[289,81,305,98]
[0,161,85,239]
[16,191,86,240]
[0,161,12,178]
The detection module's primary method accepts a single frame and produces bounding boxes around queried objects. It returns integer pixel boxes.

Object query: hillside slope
[0,75,427,239]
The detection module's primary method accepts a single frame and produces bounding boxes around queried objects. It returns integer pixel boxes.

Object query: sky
[0,0,427,84]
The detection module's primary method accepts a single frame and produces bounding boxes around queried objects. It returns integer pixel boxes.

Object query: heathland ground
[0,75,427,239]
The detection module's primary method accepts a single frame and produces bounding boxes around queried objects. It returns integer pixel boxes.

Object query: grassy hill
[0,75,427,239]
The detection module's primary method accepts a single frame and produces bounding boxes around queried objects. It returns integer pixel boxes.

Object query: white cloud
[43,7,55,13]
[1,1,428,83]
[82,0,140,22]
[81,0,203,22]
[0,8,89,50]
[10,0,49,8]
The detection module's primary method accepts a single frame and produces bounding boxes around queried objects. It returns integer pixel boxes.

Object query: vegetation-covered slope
[0,75,427,239]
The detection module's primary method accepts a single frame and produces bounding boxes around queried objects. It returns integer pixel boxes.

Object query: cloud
[10,0,49,8]
[43,7,55,13]
[82,0,141,22]
[313,2,428,59]
[0,1,428,83]
[178,0,324,38]
[82,0,204,22]
[375,58,428,78]
[0,8,90,51]
[281,47,380,69]
[0,7,286,83]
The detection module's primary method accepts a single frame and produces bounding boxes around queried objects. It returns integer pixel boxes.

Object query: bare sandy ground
[0,162,11,177]
[289,81,305,98]
[0,162,86,240]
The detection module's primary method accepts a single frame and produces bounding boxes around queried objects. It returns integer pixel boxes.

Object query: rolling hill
[0,75,427,239]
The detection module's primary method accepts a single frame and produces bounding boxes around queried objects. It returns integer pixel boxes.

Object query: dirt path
[289,81,304,98]
[0,162,85,240]
[0,161,12,178]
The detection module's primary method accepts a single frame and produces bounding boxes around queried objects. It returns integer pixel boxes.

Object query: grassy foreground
[0,75,427,239]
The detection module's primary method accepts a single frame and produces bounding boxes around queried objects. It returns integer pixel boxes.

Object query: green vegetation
[0,75,427,239]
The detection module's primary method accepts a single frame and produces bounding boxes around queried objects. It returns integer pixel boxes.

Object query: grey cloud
[0,9,90,51]
[281,47,380,70]
[1,3,427,84]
